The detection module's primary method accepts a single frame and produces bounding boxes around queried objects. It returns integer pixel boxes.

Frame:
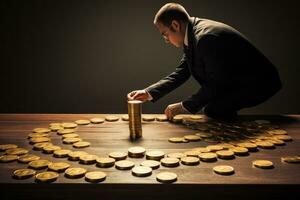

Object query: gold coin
[213,165,235,175]
[68,151,88,161]
[105,115,119,122]
[192,147,210,153]
[230,147,249,156]
[48,162,70,172]
[121,115,129,121]
[57,129,76,135]
[115,160,135,170]
[65,167,87,178]
[142,115,155,122]
[184,135,201,142]
[85,171,106,183]
[79,154,98,164]
[167,152,186,159]
[29,159,51,169]
[168,137,185,143]
[237,142,258,151]
[256,141,275,149]
[218,143,236,149]
[42,145,61,154]
[63,137,82,144]
[90,118,105,124]
[29,137,50,144]
[18,154,40,163]
[252,160,274,169]
[0,144,18,151]
[184,150,200,157]
[33,142,53,150]
[75,119,90,125]
[36,171,59,183]
[109,152,127,160]
[73,141,90,148]
[181,156,200,165]
[62,133,79,138]
[156,172,177,183]
[140,160,160,169]
[281,156,300,164]
[33,128,51,133]
[5,147,28,155]
[132,166,152,177]
[49,125,63,132]
[206,145,224,152]
[195,132,213,138]
[146,150,165,161]
[189,115,203,120]
[274,135,292,141]
[62,122,78,129]
[13,168,36,179]
[216,150,235,159]
[172,115,184,123]
[28,133,49,138]
[156,115,168,122]
[266,139,285,146]
[199,152,217,162]
[268,129,287,135]
[160,157,180,167]
[96,157,115,168]
[0,155,18,163]
[128,146,146,158]
[53,149,72,158]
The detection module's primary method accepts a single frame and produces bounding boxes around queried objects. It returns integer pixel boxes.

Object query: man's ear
[170,20,180,32]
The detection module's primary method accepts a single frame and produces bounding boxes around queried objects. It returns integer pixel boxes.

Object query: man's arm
[182,34,231,114]
[145,54,191,102]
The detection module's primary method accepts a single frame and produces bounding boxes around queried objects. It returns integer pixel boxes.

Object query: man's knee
[203,103,237,122]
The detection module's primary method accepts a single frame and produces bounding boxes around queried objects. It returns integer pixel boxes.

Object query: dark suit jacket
[146,17,282,113]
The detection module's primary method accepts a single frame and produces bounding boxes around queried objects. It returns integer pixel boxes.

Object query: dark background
[1,0,299,114]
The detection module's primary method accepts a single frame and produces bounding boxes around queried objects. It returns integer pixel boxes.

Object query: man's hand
[127,90,150,102]
[164,102,191,120]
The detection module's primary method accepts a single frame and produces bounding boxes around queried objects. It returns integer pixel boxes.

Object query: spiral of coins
[127,100,143,140]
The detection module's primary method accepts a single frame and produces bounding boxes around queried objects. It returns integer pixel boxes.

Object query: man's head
[154,3,190,48]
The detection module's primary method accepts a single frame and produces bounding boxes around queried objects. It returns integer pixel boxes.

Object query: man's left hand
[164,102,191,120]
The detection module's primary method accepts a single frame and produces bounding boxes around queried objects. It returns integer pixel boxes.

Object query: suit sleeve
[182,34,231,114]
[145,54,191,102]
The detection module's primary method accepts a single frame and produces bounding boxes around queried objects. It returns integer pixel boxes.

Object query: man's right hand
[127,90,151,102]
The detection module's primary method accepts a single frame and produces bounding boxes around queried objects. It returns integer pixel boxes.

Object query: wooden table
[0,114,300,200]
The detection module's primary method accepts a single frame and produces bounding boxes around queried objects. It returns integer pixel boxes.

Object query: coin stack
[128,100,143,140]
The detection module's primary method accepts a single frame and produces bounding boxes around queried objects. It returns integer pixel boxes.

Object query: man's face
[155,20,184,48]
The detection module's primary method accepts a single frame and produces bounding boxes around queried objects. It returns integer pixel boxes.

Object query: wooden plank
[0,114,300,199]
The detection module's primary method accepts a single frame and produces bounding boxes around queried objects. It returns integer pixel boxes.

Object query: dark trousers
[203,86,279,122]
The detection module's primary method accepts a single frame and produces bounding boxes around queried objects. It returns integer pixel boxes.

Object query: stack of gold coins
[128,100,143,140]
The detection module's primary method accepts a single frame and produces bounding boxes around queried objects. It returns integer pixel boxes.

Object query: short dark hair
[154,3,190,26]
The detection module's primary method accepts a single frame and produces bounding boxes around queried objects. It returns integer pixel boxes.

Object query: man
[127,3,282,122]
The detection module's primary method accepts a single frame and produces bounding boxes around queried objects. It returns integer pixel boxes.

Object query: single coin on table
[48,162,71,172]
[85,171,107,183]
[13,168,36,179]
[96,157,115,168]
[115,160,135,170]
[213,165,235,175]
[65,167,87,178]
[131,166,152,177]
[146,150,165,161]
[160,157,180,167]
[140,160,160,169]
[252,160,274,169]
[156,172,177,183]
[35,171,59,183]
